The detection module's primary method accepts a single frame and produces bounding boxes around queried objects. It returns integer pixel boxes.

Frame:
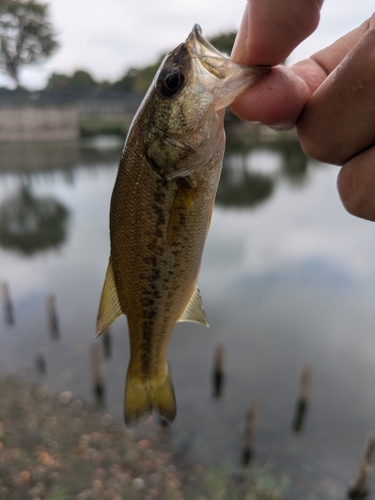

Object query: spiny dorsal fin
[96,257,124,338]
[178,285,208,326]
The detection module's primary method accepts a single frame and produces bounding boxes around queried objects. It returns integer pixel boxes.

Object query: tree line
[0,0,236,92]
[45,31,236,94]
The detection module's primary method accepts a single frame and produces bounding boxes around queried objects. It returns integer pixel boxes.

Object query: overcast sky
[2,0,374,89]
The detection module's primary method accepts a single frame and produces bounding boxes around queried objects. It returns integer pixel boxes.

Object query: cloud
[3,0,373,89]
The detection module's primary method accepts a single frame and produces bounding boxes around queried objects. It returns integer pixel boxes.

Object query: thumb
[232,0,323,65]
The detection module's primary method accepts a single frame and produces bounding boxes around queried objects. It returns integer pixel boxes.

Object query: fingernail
[269,123,295,132]
[231,1,249,64]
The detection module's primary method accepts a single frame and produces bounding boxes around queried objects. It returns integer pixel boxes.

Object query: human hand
[230,0,375,222]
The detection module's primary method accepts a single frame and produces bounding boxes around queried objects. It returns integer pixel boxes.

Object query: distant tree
[42,30,238,95]
[111,31,237,94]
[69,70,97,90]
[112,57,164,94]
[208,31,236,55]
[0,0,58,87]
[46,69,97,91]
[111,67,138,92]
[46,72,70,90]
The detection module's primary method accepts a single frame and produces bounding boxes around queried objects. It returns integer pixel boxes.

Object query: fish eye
[158,68,185,97]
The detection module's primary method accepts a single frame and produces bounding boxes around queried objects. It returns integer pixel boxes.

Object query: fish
[96,24,270,425]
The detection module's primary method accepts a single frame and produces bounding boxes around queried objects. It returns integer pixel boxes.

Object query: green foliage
[208,31,236,55]
[69,69,97,90]
[110,31,236,94]
[47,69,97,91]
[47,486,72,500]
[42,29,237,94]
[181,465,290,500]
[0,185,70,256]
[110,67,138,91]
[0,0,58,86]
[111,56,164,93]
[46,72,70,90]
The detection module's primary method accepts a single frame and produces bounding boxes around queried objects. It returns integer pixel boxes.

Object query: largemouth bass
[96,24,270,425]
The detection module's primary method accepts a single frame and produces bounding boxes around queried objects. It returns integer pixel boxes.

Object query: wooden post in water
[102,328,112,359]
[46,294,59,340]
[91,344,106,407]
[212,344,225,399]
[241,396,260,466]
[35,354,46,376]
[292,364,312,433]
[347,432,375,499]
[2,282,14,326]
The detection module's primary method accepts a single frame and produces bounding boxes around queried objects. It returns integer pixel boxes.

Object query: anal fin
[96,257,124,338]
[178,285,208,326]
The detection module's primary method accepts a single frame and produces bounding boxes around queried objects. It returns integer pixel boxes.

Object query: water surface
[1,136,375,498]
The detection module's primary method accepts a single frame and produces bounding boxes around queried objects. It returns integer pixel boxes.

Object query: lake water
[1,135,375,499]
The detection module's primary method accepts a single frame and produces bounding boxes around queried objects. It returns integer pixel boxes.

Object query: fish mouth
[185,24,271,110]
[187,24,224,60]
[186,24,231,79]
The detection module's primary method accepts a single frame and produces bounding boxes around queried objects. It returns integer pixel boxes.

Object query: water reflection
[241,396,260,466]
[291,364,312,433]
[1,282,14,326]
[0,139,123,175]
[212,344,225,399]
[2,136,375,497]
[217,169,274,208]
[0,136,307,215]
[91,344,106,408]
[35,353,46,376]
[46,294,60,341]
[225,126,308,179]
[159,416,170,428]
[0,185,70,255]
[347,433,375,499]
[217,137,308,208]
[102,329,112,359]
[0,142,79,173]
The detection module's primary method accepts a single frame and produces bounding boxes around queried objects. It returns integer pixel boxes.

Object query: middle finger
[297,28,375,165]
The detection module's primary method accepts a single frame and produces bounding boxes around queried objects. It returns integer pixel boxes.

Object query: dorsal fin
[178,285,208,326]
[96,257,124,338]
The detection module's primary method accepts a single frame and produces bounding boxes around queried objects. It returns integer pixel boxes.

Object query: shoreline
[0,374,288,500]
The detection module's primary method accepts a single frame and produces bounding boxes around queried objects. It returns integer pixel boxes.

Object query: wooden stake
[292,364,312,433]
[2,282,14,326]
[348,432,375,499]
[242,396,260,466]
[91,344,105,407]
[212,344,225,399]
[46,294,59,340]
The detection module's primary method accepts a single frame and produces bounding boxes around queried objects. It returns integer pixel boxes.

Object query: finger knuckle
[337,162,371,219]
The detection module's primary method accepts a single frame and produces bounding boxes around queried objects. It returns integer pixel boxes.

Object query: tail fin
[124,369,176,425]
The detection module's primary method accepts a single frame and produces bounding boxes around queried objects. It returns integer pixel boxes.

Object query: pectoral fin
[96,257,124,338]
[178,285,208,326]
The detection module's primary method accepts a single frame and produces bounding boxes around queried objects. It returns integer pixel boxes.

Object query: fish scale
[96,24,270,424]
